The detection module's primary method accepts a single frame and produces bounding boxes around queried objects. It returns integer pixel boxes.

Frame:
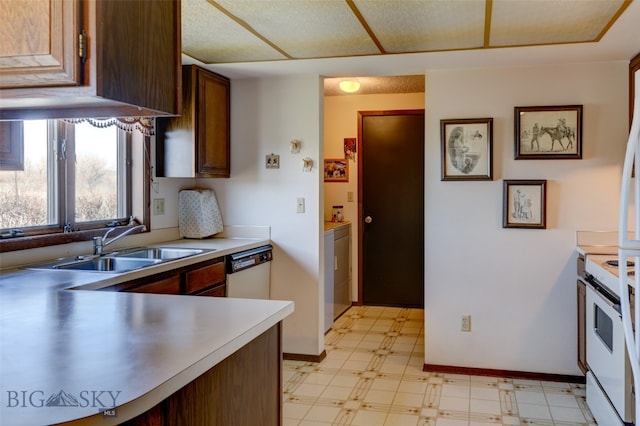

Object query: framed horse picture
[514,105,582,159]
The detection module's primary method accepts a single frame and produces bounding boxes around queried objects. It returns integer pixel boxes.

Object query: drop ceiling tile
[352,0,486,53]
[490,0,626,46]
[182,0,287,63]
[181,0,633,66]
[215,0,380,58]
[324,75,425,96]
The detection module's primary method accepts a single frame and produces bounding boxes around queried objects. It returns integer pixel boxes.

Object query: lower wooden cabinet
[100,257,227,297]
[125,275,181,294]
[576,254,587,375]
[577,279,587,374]
[193,284,226,297]
[184,258,226,294]
[122,323,282,426]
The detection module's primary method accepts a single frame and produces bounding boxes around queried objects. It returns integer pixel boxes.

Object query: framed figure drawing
[503,180,547,229]
[441,118,493,181]
[515,105,582,159]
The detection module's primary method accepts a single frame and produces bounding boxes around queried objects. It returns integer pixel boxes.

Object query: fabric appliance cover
[178,189,224,238]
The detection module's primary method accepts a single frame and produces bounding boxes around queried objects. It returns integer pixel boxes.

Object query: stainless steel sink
[54,257,161,273]
[24,246,213,273]
[113,247,207,260]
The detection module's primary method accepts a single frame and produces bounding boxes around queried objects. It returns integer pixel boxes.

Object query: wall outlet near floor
[461,315,471,332]
[153,198,165,215]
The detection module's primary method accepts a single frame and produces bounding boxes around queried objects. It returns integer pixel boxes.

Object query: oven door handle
[585,277,622,315]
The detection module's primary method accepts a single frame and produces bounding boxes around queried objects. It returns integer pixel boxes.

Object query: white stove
[583,253,635,425]
[585,254,635,297]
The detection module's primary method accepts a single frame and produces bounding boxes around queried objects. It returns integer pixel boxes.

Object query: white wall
[197,75,325,356]
[324,93,425,301]
[424,61,629,374]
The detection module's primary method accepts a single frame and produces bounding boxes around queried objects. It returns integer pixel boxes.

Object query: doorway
[358,110,424,308]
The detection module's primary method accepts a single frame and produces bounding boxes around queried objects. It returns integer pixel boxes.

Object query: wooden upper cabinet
[197,69,231,177]
[0,0,181,120]
[0,0,80,88]
[157,65,231,178]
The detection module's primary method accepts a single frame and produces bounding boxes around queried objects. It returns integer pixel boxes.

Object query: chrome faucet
[93,225,146,255]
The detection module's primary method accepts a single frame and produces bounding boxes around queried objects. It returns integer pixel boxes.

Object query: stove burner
[606,260,634,267]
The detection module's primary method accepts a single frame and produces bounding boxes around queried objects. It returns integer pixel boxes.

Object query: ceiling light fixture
[339,80,360,93]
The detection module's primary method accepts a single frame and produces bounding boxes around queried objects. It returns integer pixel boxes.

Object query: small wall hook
[302,157,313,172]
[290,139,302,154]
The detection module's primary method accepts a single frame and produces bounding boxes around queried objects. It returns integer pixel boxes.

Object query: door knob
[364,216,373,224]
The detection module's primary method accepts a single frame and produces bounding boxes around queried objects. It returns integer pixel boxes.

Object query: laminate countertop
[324,221,350,233]
[576,245,619,256]
[0,238,294,426]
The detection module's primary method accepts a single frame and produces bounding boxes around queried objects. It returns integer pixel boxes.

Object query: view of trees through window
[74,122,119,223]
[0,120,51,229]
[0,120,121,231]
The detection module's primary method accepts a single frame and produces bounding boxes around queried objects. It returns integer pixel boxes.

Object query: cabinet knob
[364,216,373,224]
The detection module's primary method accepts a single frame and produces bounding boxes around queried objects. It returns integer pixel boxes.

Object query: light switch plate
[296,197,305,213]
[153,198,165,215]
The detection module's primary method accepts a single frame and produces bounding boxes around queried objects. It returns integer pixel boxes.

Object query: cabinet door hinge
[78,30,87,63]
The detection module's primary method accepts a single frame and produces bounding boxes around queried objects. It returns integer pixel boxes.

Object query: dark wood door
[358,110,424,307]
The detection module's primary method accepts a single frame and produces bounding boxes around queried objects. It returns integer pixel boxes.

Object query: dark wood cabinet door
[124,274,181,295]
[194,284,226,297]
[97,256,226,296]
[95,0,181,116]
[0,0,181,119]
[196,68,231,177]
[184,259,226,294]
[577,279,587,374]
[156,65,230,178]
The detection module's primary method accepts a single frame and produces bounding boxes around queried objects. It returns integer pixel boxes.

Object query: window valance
[62,117,155,137]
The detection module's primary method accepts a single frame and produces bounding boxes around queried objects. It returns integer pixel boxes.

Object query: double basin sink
[27,247,212,274]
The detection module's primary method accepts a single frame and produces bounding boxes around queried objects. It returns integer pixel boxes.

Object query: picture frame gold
[324,158,348,182]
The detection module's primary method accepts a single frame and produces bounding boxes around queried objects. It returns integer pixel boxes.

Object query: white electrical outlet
[461,315,471,332]
[153,198,165,215]
[296,197,305,213]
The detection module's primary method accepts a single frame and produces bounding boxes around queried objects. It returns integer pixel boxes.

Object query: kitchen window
[0,119,150,251]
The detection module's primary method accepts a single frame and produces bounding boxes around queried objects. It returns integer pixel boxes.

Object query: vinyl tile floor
[282,306,596,426]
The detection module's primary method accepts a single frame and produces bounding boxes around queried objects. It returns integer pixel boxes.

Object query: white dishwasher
[226,245,272,299]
